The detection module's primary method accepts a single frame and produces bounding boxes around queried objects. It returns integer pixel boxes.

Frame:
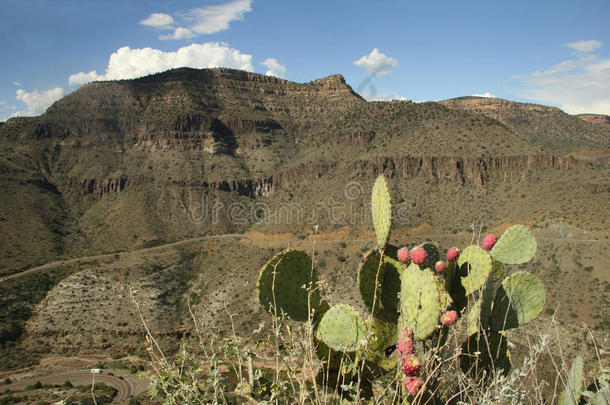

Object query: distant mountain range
[1,67,608,274]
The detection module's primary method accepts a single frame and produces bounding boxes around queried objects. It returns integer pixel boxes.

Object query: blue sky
[1,0,609,121]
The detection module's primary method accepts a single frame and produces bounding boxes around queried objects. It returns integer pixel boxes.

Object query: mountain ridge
[439,96,610,151]
[1,67,608,275]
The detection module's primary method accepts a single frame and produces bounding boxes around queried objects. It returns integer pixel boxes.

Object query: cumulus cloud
[261,58,286,78]
[353,48,398,76]
[566,40,602,53]
[139,13,175,29]
[143,0,252,40]
[68,70,103,86]
[514,40,610,114]
[12,87,64,117]
[13,81,21,86]
[472,92,496,98]
[68,42,254,85]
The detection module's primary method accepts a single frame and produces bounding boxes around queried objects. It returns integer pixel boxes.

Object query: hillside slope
[439,96,610,152]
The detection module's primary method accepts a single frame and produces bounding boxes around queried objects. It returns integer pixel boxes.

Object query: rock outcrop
[576,113,610,126]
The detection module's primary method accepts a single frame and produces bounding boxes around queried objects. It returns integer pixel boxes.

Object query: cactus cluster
[255,174,548,401]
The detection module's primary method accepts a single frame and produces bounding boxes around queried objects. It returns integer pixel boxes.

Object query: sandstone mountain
[0,68,608,371]
[439,96,610,152]
[576,113,610,126]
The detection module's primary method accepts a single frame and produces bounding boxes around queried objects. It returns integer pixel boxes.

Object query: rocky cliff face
[60,154,587,198]
[441,96,558,114]
[355,154,582,185]
[576,113,610,126]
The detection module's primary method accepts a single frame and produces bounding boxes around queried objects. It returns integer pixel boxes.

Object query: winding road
[0,369,149,403]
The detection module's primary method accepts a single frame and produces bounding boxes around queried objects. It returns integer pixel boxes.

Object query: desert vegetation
[131,175,608,404]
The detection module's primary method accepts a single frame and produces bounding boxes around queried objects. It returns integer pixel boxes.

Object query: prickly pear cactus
[364,318,398,371]
[490,224,537,264]
[466,259,505,335]
[400,263,443,340]
[457,245,493,296]
[560,355,584,405]
[358,248,403,322]
[316,304,367,352]
[371,174,392,249]
[489,271,546,331]
[257,250,320,322]
[255,173,550,403]
[466,274,496,336]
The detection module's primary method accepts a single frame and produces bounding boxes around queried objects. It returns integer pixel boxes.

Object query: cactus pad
[466,275,496,336]
[560,355,584,405]
[490,271,546,331]
[365,318,398,371]
[257,250,320,322]
[460,331,510,378]
[371,174,392,248]
[457,245,493,296]
[400,263,441,340]
[490,225,537,264]
[358,248,403,322]
[316,304,367,352]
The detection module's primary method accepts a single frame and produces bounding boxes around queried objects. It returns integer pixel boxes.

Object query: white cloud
[12,87,64,117]
[353,48,398,76]
[514,40,610,114]
[159,27,195,40]
[144,0,252,40]
[365,94,409,102]
[13,81,21,86]
[68,42,254,85]
[566,40,602,53]
[261,58,286,78]
[139,13,175,29]
[472,92,496,98]
[187,0,252,35]
[68,70,103,86]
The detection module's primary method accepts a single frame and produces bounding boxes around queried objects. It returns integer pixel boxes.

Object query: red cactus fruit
[446,247,460,261]
[482,234,498,251]
[396,328,414,357]
[410,246,427,266]
[396,338,414,358]
[401,354,421,376]
[434,260,446,274]
[397,247,410,264]
[440,310,458,326]
[399,327,413,341]
[403,376,424,396]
